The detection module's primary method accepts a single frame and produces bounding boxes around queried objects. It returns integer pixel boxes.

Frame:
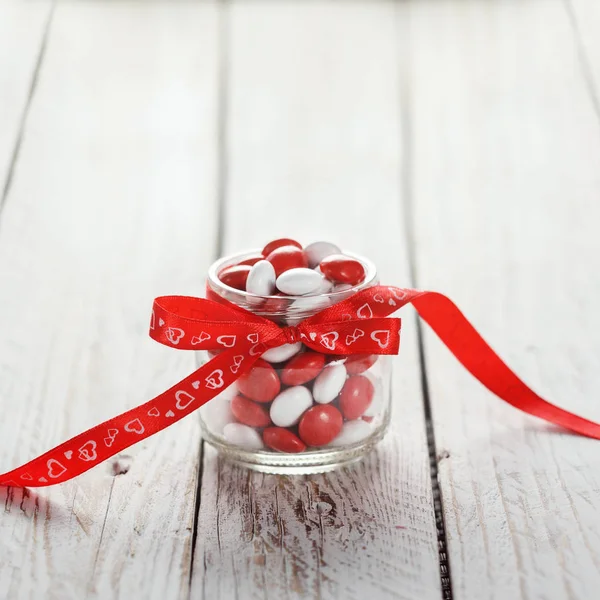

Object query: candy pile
[200,238,386,454]
[217,238,366,296]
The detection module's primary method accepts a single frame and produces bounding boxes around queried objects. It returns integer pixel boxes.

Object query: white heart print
[320,331,339,351]
[230,355,244,374]
[370,330,390,349]
[191,331,211,345]
[205,369,224,390]
[175,390,195,410]
[345,328,365,345]
[47,458,67,479]
[124,418,145,435]
[78,441,97,462]
[389,287,408,301]
[104,428,118,447]
[217,335,237,348]
[249,343,266,356]
[357,303,373,319]
[165,327,185,345]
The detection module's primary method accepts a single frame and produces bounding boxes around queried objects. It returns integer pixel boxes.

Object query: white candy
[276,268,323,295]
[261,342,302,363]
[330,283,354,306]
[313,276,334,294]
[270,386,313,427]
[223,423,264,449]
[291,295,330,312]
[287,296,331,326]
[246,260,276,296]
[305,241,341,268]
[328,420,372,447]
[200,385,237,437]
[313,364,347,404]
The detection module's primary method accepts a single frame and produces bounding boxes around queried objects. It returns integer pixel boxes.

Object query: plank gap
[215,0,231,259]
[563,0,600,125]
[0,0,55,214]
[398,9,454,596]
[189,442,206,592]
[189,0,230,589]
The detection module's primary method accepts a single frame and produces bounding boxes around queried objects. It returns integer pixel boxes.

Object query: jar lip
[207,248,377,300]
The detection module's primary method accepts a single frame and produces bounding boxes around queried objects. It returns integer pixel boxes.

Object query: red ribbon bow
[1,285,599,488]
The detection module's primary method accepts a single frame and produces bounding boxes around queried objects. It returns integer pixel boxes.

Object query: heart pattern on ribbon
[1,284,599,489]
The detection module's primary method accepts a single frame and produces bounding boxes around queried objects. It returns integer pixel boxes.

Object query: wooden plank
[191,2,441,599]
[0,2,218,598]
[568,0,600,114]
[407,0,600,598]
[0,0,52,193]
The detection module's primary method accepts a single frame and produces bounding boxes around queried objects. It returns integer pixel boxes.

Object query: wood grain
[191,2,441,599]
[0,0,52,195]
[0,2,219,599]
[567,0,600,116]
[407,0,600,598]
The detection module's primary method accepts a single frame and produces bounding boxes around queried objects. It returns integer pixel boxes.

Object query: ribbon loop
[2,284,600,489]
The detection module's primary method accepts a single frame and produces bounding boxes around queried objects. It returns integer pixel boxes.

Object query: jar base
[202,425,387,475]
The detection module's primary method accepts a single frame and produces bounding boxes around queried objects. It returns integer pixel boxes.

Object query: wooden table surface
[1,1,599,598]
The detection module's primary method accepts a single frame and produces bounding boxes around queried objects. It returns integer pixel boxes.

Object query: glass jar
[199,249,392,474]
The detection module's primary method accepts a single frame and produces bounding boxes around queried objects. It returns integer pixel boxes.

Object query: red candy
[281,351,326,386]
[344,354,378,375]
[262,238,302,257]
[266,246,308,277]
[257,294,291,326]
[319,254,365,285]
[263,427,307,453]
[339,375,374,419]
[298,405,343,447]
[237,359,281,403]
[231,394,271,428]
[218,264,251,290]
[238,254,264,267]
[260,293,290,311]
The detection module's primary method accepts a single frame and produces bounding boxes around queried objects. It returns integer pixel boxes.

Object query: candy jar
[199,239,392,473]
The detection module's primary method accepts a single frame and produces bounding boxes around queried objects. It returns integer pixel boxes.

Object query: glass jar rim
[207,248,377,301]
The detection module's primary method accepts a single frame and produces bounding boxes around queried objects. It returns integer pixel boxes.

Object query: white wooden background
[0,1,599,599]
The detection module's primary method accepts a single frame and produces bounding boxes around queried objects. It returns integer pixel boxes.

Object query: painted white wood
[408,0,600,598]
[0,2,218,599]
[569,0,600,96]
[191,2,441,599]
[0,0,51,188]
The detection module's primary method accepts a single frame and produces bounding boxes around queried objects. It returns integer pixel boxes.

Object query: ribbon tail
[0,347,257,488]
[411,290,600,439]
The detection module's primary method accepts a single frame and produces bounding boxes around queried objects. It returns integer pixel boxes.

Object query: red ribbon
[1,285,598,488]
